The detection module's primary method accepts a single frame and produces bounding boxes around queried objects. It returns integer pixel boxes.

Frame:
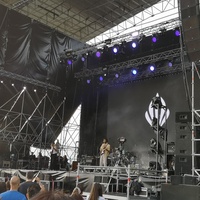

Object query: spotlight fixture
[86,79,91,84]
[105,38,112,45]
[152,35,157,43]
[174,28,180,37]
[168,61,173,67]
[115,73,119,78]
[11,83,14,87]
[95,50,102,58]
[34,89,37,92]
[132,69,137,75]
[131,40,138,49]
[0,80,3,84]
[67,59,72,65]
[112,45,119,54]
[149,64,155,71]
[81,54,87,62]
[150,138,163,154]
[99,76,103,81]
[64,49,73,57]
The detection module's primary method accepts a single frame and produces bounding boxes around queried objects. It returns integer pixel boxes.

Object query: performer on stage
[99,138,110,166]
[50,142,58,170]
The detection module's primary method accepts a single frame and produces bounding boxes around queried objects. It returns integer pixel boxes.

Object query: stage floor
[0,167,164,200]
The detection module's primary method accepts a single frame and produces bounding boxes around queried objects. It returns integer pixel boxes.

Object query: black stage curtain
[79,84,108,157]
[0,4,84,143]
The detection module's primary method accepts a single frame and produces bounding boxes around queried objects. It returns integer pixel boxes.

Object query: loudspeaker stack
[180,0,200,61]
[175,112,192,175]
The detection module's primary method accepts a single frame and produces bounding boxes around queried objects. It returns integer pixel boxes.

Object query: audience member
[18,171,39,196]
[0,182,6,193]
[26,184,41,200]
[0,176,26,200]
[70,187,84,200]
[86,183,105,200]
[29,190,72,200]
[5,180,10,191]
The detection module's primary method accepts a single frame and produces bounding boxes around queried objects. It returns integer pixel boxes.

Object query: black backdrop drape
[0,4,84,144]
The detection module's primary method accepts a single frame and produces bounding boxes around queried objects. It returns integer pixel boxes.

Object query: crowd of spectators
[0,171,106,200]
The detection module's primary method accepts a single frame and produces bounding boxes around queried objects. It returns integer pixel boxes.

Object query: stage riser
[161,184,200,200]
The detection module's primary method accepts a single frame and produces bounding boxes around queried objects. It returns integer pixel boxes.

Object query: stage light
[149,64,155,71]
[23,86,26,90]
[174,29,180,37]
[81,57,85,62]
[99,76,103,81]
[131,41,137,49]
[11,83,14,87]
[105,38,112,45]
[115,73,119,78]
[168,61,173,67]
[86,79,91,84]
[34,89,37,92]
[81,54,87,62]
[112,45,119,54]
[0,80,3,84]
[132,69,137,75]
[67,59,72,65]
[150,138,163,155]
[95,50,101,58]
[152,36,157,43]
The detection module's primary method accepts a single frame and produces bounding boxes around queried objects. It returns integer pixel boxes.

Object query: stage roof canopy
[0,0,161,42]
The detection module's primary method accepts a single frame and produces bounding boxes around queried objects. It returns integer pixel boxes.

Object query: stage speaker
[175,155,192,175]
[175,122,192,155]
[180,0,200,61]
[183,176,198,185]
[170,175,182,185]
[175,112,191,123]
[161,184,200,200]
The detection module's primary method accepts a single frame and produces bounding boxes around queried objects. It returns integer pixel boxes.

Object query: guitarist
[99,138,110,166]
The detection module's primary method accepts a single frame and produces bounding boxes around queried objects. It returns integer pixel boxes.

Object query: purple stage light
[67,59,72,65]
[168,62,173,67]
[152,36,157,43]
[81,56,85,62]
[99,76,103,81]
[115,73,119,78]
[175,30,180,37]
[132,69,137,75]
[87,79,91,84]
[96,51,101,58]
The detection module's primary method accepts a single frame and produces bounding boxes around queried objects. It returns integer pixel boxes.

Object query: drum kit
[109,137,136,167]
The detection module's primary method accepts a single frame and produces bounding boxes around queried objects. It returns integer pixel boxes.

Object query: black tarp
[0,4,84,146]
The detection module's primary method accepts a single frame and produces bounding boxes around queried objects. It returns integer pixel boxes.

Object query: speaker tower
[180,0,200,61]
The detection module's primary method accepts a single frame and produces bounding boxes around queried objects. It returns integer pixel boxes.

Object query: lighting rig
[59,18,187,85]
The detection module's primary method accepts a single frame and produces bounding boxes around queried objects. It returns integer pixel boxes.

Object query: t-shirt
[0,190,26,200]
[18,181,38,196]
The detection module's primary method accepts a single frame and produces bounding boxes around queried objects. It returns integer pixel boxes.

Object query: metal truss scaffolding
[0,87,65,158]
[191,62,200,177]
[0,67,61,92]
[74,48,191,85]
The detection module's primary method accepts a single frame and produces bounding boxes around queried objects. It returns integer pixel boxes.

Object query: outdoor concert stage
[0,166,198,200]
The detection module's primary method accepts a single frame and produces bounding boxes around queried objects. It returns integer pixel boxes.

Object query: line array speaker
[180,0,200,61]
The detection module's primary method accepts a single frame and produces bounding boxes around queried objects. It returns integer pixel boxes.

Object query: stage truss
[0,87,80,162]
